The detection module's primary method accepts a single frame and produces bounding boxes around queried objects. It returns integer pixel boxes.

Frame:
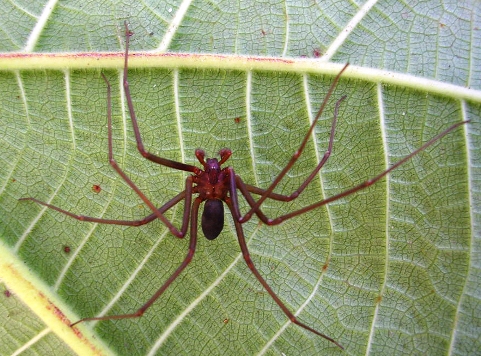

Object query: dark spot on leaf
[313,48,322,57]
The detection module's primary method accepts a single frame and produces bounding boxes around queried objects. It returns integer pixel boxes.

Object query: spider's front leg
[229,88,342,225]
[237,120,469,226]
[240,64,349,223]
[101,72,193,238]
[234,93,345,225]
[121,22,198,174]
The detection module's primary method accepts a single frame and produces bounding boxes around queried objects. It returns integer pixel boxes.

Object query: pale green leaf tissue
[0,1,479,355]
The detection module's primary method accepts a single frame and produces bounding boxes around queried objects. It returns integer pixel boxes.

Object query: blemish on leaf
[313,48,322,57]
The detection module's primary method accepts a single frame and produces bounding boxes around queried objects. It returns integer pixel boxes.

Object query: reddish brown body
[193,149,232,240]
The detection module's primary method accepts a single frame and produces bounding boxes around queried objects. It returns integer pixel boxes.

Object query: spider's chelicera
[20,22,469,350]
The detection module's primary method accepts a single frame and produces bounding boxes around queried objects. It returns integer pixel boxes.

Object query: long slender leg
[231,94,344,224]
[240,65,349,223]
[229,169,287,225]
[121,22,198,174]
[102,73,188,238]
[20,174,194,239]
[225,198,343,349]
[232,175,277,225]
[19,191,185,226]
[253,120,469,225]
[232,119,469,227]
[71,196,201,326]
[19,69,194,237]
[240,95,345,205]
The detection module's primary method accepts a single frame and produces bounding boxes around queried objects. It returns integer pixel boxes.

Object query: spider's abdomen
[202,199,224,240]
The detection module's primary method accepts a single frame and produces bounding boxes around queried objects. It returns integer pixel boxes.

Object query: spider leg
[230,93,344,225]
[121,21,198,174]
[20,175,193,236]
[71,196,201,326]
[19,191,185,226]
[261,120,469,225]
[225,197,343,349]
[230,170,289,225]
[240,64,349,223]
[232,175,270,224]
[102,72,191,238]
[242,182,301,201]
[242,95,345,203]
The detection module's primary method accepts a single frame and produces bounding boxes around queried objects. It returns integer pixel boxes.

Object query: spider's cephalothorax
[193,148,232,240]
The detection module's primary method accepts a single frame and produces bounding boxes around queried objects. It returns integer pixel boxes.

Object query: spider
[20,22,468,350]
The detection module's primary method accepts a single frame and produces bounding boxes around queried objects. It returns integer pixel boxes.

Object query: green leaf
[1,1,479,355]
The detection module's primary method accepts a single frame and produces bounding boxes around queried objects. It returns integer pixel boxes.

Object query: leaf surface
[0,1,479,355]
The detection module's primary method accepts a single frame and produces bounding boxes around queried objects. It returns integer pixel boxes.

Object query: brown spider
[20,22,469,350]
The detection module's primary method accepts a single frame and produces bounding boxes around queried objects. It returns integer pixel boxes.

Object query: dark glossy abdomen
[201,199,224,240]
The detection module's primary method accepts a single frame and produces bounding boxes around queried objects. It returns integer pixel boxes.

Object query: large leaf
[0,1,479,355]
